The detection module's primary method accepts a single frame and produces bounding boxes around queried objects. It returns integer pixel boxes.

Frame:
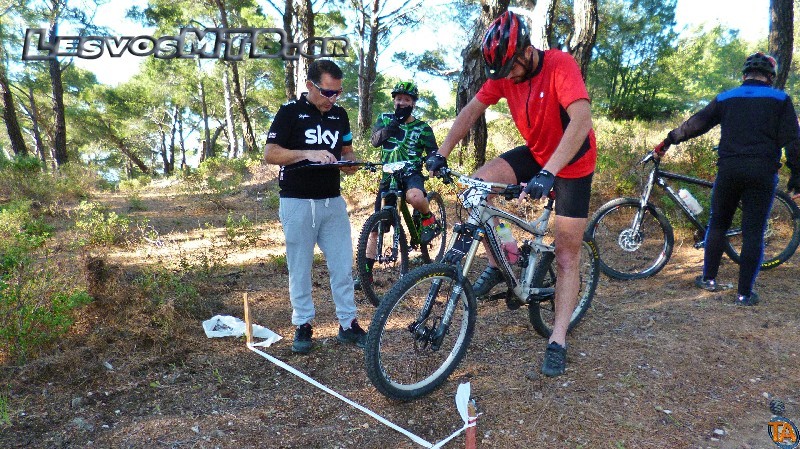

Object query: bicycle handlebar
[288,160,381,171]
[436,167,526,199]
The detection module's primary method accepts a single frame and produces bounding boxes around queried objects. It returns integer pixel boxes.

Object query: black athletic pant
[703,162,779,297]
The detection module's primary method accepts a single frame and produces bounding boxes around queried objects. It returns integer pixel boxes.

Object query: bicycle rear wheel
[419,191,447,263]
[528,239,599,338]
[356,209,409,306]
[364,263,477,401]
[587,197,674,280]
[723,189,800,269]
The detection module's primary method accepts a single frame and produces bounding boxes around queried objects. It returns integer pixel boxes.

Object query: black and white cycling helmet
[742,52,777,78]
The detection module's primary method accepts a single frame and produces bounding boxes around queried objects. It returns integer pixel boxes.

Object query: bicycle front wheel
[587,197,674,280]
[723,189,800,269]
[356,209,409,306]
[419,191,447,263]
[365,263,477,401]
[528,239,599,338]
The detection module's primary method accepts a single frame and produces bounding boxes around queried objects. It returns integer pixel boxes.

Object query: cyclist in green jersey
[358,82,441,287]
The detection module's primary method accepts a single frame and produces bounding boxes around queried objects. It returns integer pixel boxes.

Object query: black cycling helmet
[742,52,777,78]
[391,81,419,101]
[481,11,531,80]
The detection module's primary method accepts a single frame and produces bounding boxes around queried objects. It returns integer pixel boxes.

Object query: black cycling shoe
[541,342,567,377]
[472,266,505,298]
[736,291,760,306]
[694,275,718,292]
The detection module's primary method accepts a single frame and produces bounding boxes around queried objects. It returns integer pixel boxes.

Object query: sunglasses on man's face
[310,80,343,99]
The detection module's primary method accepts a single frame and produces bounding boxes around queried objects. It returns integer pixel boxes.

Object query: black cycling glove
[523,170,555,200]
[370,119,400,147]
[788,172,800,194]
[425,152,448,174]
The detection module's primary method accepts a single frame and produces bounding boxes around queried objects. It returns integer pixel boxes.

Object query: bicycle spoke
[589,199,673,279]
[366,264,475,400]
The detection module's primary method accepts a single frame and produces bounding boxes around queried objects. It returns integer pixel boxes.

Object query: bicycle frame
[378,161,425,248]
[640,157,711,238]
[440,171,555,302]
[640,155,745,246]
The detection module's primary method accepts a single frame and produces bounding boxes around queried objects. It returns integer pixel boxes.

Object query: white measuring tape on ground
[246,343,476,449]
[203,311,476,448]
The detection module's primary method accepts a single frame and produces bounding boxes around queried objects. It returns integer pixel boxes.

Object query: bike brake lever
[438,168,454,184]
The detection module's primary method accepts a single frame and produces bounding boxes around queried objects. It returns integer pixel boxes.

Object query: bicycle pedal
[505,296,526,311]
[481,292,505,302]
[528,292,555,303]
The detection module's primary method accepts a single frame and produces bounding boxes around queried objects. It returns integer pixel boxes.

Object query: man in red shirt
[426,11,596,377]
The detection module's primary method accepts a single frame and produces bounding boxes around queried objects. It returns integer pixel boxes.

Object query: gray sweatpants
[279,196,357,329]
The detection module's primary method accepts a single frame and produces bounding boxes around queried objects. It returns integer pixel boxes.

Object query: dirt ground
[1,167,799,449]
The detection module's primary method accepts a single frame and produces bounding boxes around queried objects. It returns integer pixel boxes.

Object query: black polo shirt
[267,93,353,199]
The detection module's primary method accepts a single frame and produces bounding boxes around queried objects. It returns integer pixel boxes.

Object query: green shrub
[74,201,131,246]
[0,157,95,205]
[118,175,151,192]
[0,393,9,426]
[181,156,259,207]
[224,212,260,249]
[133,267,199,309]
[0,200,91,363]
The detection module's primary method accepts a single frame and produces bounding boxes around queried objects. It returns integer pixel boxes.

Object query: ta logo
[769,417,799,449]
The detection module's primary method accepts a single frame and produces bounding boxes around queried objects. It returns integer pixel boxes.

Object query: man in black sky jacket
[263,59,366,353]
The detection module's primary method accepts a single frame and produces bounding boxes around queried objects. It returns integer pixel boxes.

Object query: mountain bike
[587,152,800,280]
[364,168,600,401]
[355,160,447,306]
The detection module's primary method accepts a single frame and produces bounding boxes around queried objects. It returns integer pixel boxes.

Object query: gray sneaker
[472,266,505,297]
[337,319,367,348]
[292,323,313,354]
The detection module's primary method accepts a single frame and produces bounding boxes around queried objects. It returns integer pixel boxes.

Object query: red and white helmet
[481,11,531,80]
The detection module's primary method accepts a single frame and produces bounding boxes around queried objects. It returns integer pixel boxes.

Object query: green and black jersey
[371,113,438,168]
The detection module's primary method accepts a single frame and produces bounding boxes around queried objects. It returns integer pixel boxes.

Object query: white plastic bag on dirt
[202,315,282,346]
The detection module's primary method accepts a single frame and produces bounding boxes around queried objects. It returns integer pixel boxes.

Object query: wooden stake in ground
[465,400,477,449]
[243,292,252,345]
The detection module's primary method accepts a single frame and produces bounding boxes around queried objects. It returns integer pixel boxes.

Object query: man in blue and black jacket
[653,52,800,306]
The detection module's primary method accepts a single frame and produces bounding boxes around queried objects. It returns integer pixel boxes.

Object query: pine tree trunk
[213,0,257,154]
[768,0,793,89]
[48,20,67,166]
[222,68,239,158]
[197,59,213,160]
[456,0,509,170]
[295,0,314,88]
[357,0,380,137]
[26,86,47,166]
[0,69,29,157]
[283,0,296,100]
[569,0,598,79]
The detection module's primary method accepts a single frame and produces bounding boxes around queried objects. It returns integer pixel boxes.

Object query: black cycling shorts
[373,171,427,213]
[499,145,594,218]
